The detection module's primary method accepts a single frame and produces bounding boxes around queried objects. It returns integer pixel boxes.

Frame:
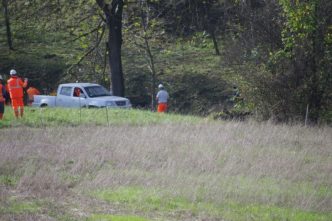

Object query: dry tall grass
[0,121,331,220]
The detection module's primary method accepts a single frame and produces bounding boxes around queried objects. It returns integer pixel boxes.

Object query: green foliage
[256,0,332,122]
[0,50,66,90]
[0,0,104,85]
[279,0,317,52]
[190,32,213,48]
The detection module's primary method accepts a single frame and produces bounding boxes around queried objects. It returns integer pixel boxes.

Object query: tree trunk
[96,0,124,96]
[2,0,14,50]
[307,3,325,123]
[144,35,156,111]
[209,28,220,55]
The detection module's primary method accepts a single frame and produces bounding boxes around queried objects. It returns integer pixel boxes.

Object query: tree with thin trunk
[138,0,158,111]
[96,0,124,96]
[2,0,14,50]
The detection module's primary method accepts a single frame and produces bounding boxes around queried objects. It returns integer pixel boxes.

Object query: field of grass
[0,107,331,221]
[0,107,202,128]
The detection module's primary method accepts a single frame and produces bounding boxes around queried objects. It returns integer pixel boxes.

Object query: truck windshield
[84,86,111,97]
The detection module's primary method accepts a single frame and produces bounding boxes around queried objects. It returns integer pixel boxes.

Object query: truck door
[71,87,87,107]
[57,86,73,107]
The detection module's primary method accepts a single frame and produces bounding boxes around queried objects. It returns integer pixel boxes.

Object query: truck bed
[32,95,56,107]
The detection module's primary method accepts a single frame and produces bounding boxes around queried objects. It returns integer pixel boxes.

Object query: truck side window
[59,87,72,96]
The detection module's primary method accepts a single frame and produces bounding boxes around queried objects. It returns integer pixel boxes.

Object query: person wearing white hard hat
[156,83,169,113]
[7,69,28,118]
[0,75,6,120]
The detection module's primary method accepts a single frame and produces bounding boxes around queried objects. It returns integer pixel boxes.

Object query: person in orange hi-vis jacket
[27,86,40,106]
[0,75,6,120]
[7,69,28,118]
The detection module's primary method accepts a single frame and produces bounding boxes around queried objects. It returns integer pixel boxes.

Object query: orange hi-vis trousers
[157,103,168,113]
[11,98,24,108]
[11,98,24,118]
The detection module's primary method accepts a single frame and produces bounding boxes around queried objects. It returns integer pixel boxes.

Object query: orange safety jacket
[0,83,5,102]
[27,87,40,101]
[7,76,27,99]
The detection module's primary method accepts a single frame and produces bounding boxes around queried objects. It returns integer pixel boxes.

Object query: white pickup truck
[32,83,131,108]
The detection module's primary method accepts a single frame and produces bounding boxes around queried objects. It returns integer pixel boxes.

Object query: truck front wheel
[88,105,98,108]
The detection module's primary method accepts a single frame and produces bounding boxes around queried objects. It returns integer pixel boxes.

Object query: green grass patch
[0,199,40,214]
[221,202,332,221]
[91,186,194,212]
[0,175,18,186]
[91,186,332,221]
[0,107,204,128]
[217,175,332,200]
[87,214,150,221]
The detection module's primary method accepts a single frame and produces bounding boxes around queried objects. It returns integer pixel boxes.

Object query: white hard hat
[10,69,17,76]
[0,75,3,80]
[158,84,164,89]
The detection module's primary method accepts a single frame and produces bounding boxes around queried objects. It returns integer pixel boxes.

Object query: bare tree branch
[67,25,106,73]
[66,21,104,44]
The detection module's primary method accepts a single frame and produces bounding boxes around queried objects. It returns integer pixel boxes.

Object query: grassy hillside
[0,108,331,221]
[122,37,245,115]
